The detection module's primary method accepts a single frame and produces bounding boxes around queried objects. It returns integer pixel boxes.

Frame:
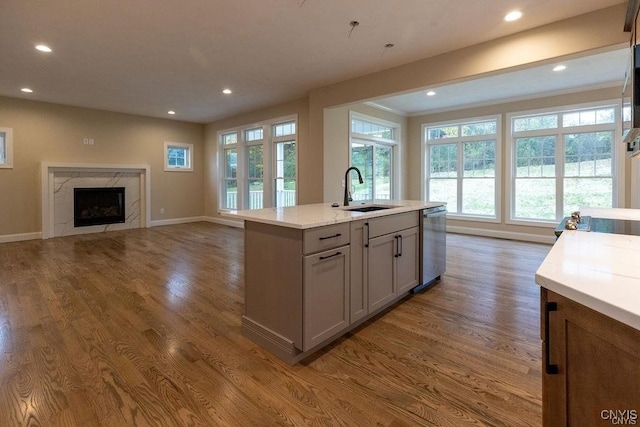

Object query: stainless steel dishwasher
[412,205,446,293]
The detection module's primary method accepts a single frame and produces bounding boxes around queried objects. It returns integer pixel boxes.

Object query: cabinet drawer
[303,223,350,254]
[368,211,419,238]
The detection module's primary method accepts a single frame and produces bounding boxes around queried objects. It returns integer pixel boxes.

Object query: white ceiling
[0,0,627,123]
[368,48,630,116]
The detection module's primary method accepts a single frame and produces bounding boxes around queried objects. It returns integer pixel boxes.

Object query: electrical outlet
[89,138,95,145]
[160,208,165,214]
[83,138,89,145]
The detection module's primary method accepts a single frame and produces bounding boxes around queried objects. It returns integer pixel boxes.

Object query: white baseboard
[149,216,207,227]
[0,231,42,244]
[447,225,556,245]
[203,216,244,228]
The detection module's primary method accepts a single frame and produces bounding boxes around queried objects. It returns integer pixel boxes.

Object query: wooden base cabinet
[541,288,640,426]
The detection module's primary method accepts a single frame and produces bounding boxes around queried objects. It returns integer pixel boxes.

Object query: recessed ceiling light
[426,90,436,96]
[553,65,567,72]
[35,44,52,53]
[167,110,176,115]
[222,89,232,94]
[21,88,33,93]
[504,11,523,22]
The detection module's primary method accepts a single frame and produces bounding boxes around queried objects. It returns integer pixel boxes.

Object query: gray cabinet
[396,226,420,294]
[302,223,351,351]
[351,212,421,314]
[367,225,419,311]
[303,246,350,350]
[368,232,396,311]
[242,209,424,364]
[349,220,368,323]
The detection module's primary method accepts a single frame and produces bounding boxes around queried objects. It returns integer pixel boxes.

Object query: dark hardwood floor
[0,222,551,426]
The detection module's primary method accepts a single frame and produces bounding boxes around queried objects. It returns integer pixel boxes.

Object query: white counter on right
[535,207,640,331]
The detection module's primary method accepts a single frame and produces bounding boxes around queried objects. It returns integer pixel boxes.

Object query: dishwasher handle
[423,205,447,216]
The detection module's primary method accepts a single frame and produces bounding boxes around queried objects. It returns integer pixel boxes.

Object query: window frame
[220,132,239,210]
[164,141,193,172]
[272,120,298,208]
[422,115,502,223]
[506,101,620,227]
[217,114,297,211]
[348,112,400,201]
[0,127,14,169]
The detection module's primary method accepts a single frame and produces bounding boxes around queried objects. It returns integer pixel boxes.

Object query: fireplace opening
[74,187,126,227]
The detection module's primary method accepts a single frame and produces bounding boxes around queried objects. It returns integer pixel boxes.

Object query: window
[273,121,296,207]
[221,132,238,209]
[0,127,13,169]
[164,141,193,171]
[509,104,616,223]
[219,116,297,210]
[350,114,398,201]
[424,117,499,218]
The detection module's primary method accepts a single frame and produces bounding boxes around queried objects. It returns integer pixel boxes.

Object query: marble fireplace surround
[41,163,151,239]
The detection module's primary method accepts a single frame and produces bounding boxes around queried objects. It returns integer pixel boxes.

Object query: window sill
[164,167,193,172]
[505,218,558,228]
[446,213,500,224]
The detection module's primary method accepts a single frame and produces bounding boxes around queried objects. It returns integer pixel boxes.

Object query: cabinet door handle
[544,301,559,375]
[319,251,342,260]
[364,223,369,248]
[398,234,403,257]
[394,235,399,258]
[319,233,341,240]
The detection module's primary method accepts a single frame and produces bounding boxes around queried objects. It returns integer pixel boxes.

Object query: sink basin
[342,204,399,212]
[346,206,391,212]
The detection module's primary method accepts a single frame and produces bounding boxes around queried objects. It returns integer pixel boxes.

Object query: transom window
[219,116,297,210]
[424,117,500,219]
[508,104,616,223]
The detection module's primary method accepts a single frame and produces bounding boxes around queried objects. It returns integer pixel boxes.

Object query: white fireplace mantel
[41,162,151,239]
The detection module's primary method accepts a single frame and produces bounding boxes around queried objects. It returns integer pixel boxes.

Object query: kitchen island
[223,200,445,364]
[535,207,640,426]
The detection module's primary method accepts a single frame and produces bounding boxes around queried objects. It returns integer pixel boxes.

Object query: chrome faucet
[343,166,364,206]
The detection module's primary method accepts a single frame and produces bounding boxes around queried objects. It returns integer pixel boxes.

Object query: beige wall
[0,96,204,237]
[203,97,309,219]
[323,103,408,203]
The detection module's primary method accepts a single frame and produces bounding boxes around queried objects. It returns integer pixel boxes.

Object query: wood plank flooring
[0,223,551,426]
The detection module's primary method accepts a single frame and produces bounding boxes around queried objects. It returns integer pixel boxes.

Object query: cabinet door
[303,246,350,351]
[368,233,396,312]
[542,289,640,426]
[350,220,368,323]
[395,226,419,294]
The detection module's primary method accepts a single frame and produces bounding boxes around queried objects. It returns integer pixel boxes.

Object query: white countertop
[221,200,445,229]
[536,207,640,331]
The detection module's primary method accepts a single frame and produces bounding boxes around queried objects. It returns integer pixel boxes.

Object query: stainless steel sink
[341,205,399,212]
[345,206,391,212]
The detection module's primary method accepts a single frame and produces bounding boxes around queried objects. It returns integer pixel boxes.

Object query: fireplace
[74,187,126,227]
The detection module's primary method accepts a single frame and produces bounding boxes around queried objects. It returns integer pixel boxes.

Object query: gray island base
[223,201,446,364]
